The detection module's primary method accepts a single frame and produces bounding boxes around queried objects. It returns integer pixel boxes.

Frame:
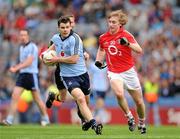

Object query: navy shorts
[16,73,39,91]
[62,72,90,95]
[94,91,106,99]
[54,65,65,90]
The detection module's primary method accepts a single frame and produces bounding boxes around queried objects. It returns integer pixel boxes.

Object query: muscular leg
[110,79,131,115]
[46,88,87,124]
[76,95,90,124]
[3,86,24,125]
[71,88,102,134]
[32,90,47,115]
[110,79,135,131]
[71,88,92,121]
[32,90,49,125]
[128,89,146,134]
[128,89,145,119]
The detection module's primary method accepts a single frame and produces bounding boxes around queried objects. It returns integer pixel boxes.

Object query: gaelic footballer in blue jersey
[1,29,49,126]
[41,14,89,125]
[45,16,103,135]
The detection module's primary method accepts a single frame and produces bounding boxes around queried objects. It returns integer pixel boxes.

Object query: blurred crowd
[0,0,180,108]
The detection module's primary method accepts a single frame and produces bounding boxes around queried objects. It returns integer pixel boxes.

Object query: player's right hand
[39,53,44,61]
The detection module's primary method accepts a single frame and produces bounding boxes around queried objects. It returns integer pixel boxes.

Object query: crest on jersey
[60,51,65,57]
[68,81,72,85]
[110,41,115,45]
[103,42,108,45]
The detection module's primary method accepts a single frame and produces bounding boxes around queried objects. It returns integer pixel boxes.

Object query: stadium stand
[0,0,180,125]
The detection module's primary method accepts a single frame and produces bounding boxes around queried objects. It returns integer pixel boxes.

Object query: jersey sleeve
[48,40,54,48]
[70,34,81,55]
[50,35,56,46]
[125,31,137,44]
[28,44,36,57]
[99,35,104,49]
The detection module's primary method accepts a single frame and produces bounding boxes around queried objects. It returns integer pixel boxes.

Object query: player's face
[59,22,71,38]
[108,16,120,34]
[19,30,29,44]
[69,17,75,29]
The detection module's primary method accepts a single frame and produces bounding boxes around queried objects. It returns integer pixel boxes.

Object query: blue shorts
[62,72,90,95]
[16,73,39,91]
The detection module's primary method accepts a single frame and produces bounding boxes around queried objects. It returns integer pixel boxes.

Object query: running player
[41,14,89,125]
[95,10,146,134]
[44,16,103,134]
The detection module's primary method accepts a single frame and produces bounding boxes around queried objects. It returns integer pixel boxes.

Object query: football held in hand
[43,50,57,66]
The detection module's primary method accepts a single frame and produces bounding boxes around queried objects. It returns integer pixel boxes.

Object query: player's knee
[76,96,86,105]
[116,93,124,100]
[135,99,144,107]
[11,92,21,100]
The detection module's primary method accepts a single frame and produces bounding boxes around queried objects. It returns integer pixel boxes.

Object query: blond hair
[108,10,128,26]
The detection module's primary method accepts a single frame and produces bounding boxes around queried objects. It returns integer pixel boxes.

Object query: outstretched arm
[120,37,143,54]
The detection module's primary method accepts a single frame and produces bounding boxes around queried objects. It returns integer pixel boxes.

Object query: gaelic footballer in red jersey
[98,27,139,72]
[95,10,146,134]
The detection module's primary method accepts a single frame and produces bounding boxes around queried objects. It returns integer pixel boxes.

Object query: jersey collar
[59,30,73,41]
[108,26,124,35]
[22,41,30,47]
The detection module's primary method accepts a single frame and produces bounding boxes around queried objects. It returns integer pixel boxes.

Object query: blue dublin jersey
[19,42,38,74]
[51,31,87,77]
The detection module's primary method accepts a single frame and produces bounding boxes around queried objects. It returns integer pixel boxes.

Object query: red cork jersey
[99,27,137,73]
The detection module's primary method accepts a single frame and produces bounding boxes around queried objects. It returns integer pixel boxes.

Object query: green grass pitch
[0,124,180,139]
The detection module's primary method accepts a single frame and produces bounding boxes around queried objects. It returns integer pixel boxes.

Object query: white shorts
[107,67,142,90]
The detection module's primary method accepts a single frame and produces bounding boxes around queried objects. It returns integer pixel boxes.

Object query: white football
[43,50,57,66]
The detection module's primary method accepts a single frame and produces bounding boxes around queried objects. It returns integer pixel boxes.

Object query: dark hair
[57,16,71,27]
[20,28,30,34]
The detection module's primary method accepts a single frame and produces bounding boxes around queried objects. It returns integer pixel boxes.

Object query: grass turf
[0,124,180,139]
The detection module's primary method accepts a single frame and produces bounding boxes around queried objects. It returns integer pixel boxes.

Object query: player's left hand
[120,37,130,46]
[9,66,18,73]
[39,52,45,61]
